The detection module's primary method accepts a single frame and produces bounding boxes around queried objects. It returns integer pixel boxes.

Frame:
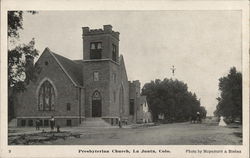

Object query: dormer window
[90,42,102,59]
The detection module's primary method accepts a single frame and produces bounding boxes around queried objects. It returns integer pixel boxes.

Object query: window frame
[66,119,72,126]
[112,44,117,62]
[38,80,56,111]
[67,103,71,111]
[129,99,135,115]
[93,71,99,81]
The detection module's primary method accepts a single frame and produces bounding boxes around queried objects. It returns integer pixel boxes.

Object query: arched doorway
[92,91,102,117]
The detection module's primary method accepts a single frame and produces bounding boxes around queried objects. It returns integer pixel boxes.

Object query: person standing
[35,119,40,130]
[50,116,55,131]
[196,112,201,123]
[118,117,122,128]
[219,116,227,126]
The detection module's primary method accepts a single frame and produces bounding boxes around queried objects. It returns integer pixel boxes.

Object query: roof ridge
[45,48,83,87]
[50,50,81,65]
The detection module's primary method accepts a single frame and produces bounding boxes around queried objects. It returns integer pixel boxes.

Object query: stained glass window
[38,80,55,111]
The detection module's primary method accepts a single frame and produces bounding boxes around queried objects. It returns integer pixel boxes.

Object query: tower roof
[82,25,120,40]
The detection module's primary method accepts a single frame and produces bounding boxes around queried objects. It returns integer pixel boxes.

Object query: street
[9,122,242,145]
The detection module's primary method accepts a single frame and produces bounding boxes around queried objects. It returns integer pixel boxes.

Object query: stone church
[15,25,149,127]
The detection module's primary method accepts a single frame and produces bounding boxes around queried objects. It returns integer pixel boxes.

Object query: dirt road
[42,122,242,145]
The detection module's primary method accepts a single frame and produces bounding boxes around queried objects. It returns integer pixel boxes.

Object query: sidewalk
[8,123,157,136]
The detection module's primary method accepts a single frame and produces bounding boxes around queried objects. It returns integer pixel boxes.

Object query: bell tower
[82,25,120,62]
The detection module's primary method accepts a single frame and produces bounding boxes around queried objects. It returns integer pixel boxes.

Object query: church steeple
[82,25,120,62]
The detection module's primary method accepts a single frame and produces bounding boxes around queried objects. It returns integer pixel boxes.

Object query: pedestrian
[35,119,40,130]
[196,112,201,123]
[219,116,227,126]
[50,116,55,131]
[118,117,122,128]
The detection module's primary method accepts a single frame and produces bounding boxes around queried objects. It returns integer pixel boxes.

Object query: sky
[16,11,241,116]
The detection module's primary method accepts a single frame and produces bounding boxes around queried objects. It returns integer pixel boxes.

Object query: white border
[1,0,249,158]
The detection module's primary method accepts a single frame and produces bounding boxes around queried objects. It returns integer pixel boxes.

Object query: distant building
[136,96,152,123]
[14,25,146,127]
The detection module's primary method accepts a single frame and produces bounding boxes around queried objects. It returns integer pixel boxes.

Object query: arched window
[90,42,102,59]
[38,80,55,111]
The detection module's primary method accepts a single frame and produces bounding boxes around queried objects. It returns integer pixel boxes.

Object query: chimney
[25,55,34,84]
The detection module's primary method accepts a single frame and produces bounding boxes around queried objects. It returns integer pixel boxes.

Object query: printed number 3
[8,150,11,153]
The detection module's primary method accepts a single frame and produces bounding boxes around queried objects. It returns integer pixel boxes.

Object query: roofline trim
[46,48,79,87]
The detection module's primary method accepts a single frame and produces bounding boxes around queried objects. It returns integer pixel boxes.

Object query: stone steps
[8,118,17,127]
[80,117,113,128]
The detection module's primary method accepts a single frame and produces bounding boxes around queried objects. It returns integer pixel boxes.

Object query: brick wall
[83,60,111,117]
[16,50,83,126]
[83,34,119,61]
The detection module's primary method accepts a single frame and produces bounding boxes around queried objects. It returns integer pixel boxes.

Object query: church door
[92,91,102,117]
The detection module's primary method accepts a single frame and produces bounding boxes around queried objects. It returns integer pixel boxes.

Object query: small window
[97,43,102,49]
[93,72,99,81]
[116,118,118,124]
[130,99,135,115]
[39,120,43,126]
[90,42,102,59]
[45,61,49,65]
[111,118,114,125]
[113,73,116,83]
[66,120,72,126]
[44,120,49,126]
[67,103,71,111]
[91,43,95,49]
[113,91,116,102]
[90,42,102,50]
[21,120,26,126]
[28,120,33,126]
[112,44,117,62]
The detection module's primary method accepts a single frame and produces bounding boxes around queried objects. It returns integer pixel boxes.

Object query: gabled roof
[44,48,83,87]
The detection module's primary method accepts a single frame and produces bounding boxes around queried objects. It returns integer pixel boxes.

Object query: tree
[142,78,205,122]
[214,67,242,123]
[8,11,39,121]
[199,106,207,119]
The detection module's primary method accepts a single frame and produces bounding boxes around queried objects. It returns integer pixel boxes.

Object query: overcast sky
[17,11,241,116]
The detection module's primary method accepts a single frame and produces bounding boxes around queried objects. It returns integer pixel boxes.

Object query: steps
[80,117,114,128]
[8,118,17,127]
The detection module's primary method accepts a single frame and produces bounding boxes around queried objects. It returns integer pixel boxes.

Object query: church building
[15,25,146,127]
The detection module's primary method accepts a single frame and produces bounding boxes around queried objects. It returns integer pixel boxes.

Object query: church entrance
[92,91,102,117]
